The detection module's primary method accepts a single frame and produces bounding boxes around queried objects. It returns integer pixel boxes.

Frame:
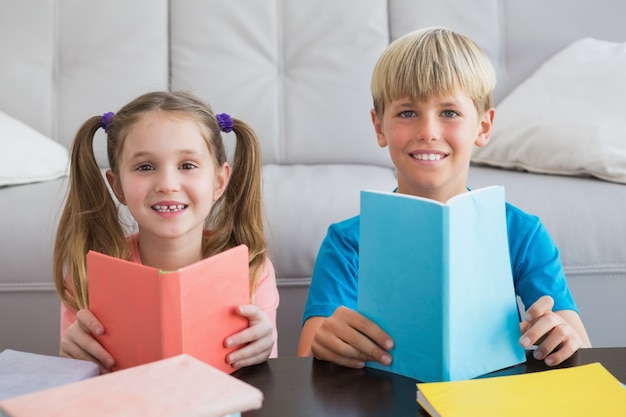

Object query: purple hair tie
[216,113,233,133]
[101,112,115,133]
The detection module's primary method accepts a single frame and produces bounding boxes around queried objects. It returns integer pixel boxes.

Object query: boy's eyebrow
[394,99,416,107]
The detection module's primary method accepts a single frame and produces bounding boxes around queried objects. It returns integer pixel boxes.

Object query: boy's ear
[370,109,388,148]
[475,108,495,148]
[213,162,231,201]
[105,170,126,205]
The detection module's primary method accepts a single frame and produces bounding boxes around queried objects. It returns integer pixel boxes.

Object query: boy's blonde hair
[371,27,496,118]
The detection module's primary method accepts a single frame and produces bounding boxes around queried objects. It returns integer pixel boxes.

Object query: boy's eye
[180,162,198,170]
[441,110,459,118]
[399,110,416,118]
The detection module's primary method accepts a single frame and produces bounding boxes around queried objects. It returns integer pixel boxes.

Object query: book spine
[441,207,451,381]
[160,272,184,358]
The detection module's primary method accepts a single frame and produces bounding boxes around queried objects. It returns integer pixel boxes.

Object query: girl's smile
[107,110,229,247]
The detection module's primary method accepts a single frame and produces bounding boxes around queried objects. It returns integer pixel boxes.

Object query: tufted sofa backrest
[3,0,626,168]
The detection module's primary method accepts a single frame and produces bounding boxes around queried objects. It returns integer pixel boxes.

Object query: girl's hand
[59,309,115,374]
[519,295,591,366]
[224,304,274,368]
[309,306,394,369]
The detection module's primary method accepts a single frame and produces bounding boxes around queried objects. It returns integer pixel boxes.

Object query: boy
[297,27,591,369]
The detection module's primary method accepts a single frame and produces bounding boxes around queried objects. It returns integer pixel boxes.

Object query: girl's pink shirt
[60,233,280,357]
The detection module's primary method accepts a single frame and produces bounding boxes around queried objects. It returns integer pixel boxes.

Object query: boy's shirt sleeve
[302,216,361,325]
[506,203,578,313]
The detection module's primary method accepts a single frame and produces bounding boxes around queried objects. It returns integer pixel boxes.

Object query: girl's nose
[155,169,181,193]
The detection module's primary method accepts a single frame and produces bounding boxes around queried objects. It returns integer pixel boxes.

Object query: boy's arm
[297,317,324,357]
[297,306,394,369]
[520,295,592,366]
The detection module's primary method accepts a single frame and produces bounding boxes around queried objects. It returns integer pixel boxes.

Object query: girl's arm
[223,258,279,368]
[59,303,115,374]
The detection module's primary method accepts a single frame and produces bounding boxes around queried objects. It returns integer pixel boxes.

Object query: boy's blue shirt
[302,200,578,324]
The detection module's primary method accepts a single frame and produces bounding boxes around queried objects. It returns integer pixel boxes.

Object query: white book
[0,349,99,401]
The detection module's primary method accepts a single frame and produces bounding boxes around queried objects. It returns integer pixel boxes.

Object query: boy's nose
[416,118,439,142]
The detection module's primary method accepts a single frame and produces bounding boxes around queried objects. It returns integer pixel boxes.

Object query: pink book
[87,244,250,374]
[0,354,263,417]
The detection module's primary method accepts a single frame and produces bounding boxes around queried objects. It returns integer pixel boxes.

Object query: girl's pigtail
[53,116,127,311]
[208,118,267,294]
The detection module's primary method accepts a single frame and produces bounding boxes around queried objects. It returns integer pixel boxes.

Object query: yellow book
[417,363,626,417]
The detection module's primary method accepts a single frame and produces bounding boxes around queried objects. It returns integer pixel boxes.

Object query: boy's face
[371,90,494,202]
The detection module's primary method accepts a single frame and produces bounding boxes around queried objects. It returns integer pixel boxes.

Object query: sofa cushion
[471,37,626,184]
[0,110,69,187]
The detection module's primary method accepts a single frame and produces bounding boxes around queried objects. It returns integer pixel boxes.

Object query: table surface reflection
[234,348,626,417]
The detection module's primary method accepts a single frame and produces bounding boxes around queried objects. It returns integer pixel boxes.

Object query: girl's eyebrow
[127,149,203,160]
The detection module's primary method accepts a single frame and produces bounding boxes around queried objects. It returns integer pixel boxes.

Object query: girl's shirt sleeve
[253,257,280,358]
[60,299,77,337]
[59,274,77,337]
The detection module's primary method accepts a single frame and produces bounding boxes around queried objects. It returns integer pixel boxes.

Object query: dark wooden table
[234,348,626,416]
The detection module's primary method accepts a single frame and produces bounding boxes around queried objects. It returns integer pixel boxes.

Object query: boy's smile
[371,91,493,202]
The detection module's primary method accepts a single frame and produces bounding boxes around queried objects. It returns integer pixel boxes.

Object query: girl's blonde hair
[371,27,496,118]
[54,91,267,311]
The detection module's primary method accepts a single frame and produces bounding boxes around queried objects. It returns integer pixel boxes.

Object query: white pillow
[472,38,626,184]
[0,110,69,187]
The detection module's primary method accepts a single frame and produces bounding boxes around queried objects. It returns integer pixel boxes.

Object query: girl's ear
[213,162,231,201]
[105,170,126,205]
[371,109,388,148]
[475,108,495,148]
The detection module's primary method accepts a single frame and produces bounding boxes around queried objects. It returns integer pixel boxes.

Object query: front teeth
[153,204,186,212]
[415,153,443,161]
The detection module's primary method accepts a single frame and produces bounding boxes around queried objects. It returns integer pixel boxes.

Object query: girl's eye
[136,164,154,172]
[441,110,459,118]
[180,162,198,170]
[399,110,416,118]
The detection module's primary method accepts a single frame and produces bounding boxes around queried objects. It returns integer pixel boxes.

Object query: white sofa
[1,0,626,357]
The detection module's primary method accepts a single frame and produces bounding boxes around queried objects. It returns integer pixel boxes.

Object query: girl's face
[106,111,229,245]
[371,90,493,203]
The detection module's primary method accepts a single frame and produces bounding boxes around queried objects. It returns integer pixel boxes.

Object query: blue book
[357,186,526,382]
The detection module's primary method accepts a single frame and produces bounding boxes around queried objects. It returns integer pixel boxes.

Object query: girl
[53,91,278,374]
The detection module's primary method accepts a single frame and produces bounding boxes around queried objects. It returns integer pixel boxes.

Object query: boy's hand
[225,304,274,368]
[310,306,394,368]
[519,295,587,366]
[59,309,115,374]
